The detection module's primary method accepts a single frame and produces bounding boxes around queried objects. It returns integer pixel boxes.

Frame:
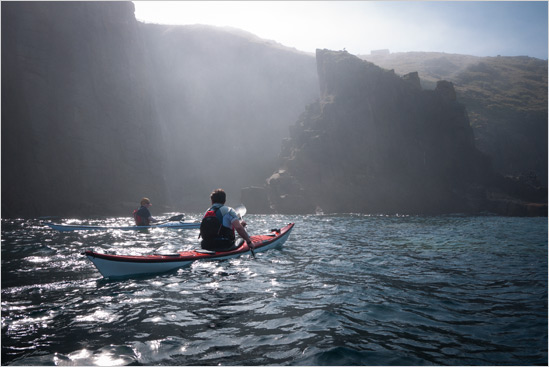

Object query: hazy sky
[133,1,548,59]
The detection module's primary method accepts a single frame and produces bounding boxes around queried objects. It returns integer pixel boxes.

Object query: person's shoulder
[225,206,238,219]
[218,205,235,214]
[137,206,150,214]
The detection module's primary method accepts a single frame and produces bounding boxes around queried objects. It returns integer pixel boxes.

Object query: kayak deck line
[83,223,295,278]
[45,220,200,232]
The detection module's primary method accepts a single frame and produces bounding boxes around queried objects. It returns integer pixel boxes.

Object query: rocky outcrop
[246,49,546,215]
[486,174,547,216]
[360,52,548,185]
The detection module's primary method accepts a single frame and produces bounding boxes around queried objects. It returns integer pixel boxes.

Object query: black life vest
[199,205,234,241]
[133,208,148,226]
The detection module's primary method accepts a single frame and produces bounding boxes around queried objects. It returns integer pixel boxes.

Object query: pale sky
[133,1,548,60]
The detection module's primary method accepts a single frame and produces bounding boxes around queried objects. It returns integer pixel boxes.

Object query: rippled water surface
[2,214,547,365]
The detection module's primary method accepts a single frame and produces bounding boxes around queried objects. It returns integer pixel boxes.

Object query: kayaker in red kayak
[133,197,159,226]
[200,189,253,252]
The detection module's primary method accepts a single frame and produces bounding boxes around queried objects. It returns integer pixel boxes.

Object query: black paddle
[168,214,184,222]
[246,237,256,259]
[151,214,185,226]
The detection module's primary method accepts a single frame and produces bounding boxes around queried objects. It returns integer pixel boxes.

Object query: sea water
[1,214,547,365]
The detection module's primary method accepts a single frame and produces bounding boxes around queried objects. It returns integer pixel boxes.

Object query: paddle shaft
[249,241,256,258]
[234,205,254,258]
[152,214,184,226]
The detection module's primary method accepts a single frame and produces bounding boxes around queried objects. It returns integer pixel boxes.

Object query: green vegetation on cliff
[360,52,548,183]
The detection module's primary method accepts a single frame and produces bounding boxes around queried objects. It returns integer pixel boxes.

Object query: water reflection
[1,216,547,365]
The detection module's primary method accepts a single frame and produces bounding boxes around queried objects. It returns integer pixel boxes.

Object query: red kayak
[84,223,295,278]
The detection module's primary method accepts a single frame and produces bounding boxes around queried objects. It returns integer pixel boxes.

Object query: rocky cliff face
[2,1,168,217]
[253,49,533,215]
[1,2,318,218]
[2,2,545,218]
[360,52,548,186]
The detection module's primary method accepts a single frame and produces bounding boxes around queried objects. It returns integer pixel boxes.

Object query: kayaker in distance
[133,197,158,226]
[200,189,253,252]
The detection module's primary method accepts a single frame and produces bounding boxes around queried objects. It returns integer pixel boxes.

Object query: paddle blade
[168,214,184,221]
[234,204,247,219]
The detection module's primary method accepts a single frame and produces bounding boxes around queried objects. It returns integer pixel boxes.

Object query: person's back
[200,203,237,251]
[200,189,252,252]
[133,197,156,226]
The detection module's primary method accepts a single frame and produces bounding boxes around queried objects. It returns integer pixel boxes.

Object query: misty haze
[1,2,547,366]
[2,2,546,218]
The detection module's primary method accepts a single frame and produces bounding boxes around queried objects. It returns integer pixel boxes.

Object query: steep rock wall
[2,2,167,217]
[1,2,319,218]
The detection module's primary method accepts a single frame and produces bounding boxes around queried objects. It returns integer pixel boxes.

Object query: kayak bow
[46,221,200,232]
[84,223,295,278]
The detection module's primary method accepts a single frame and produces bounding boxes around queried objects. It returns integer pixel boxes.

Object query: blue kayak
[46,221,200,232]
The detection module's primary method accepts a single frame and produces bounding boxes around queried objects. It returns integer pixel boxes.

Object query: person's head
[140,197,151,206]
[210,189,226,204]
